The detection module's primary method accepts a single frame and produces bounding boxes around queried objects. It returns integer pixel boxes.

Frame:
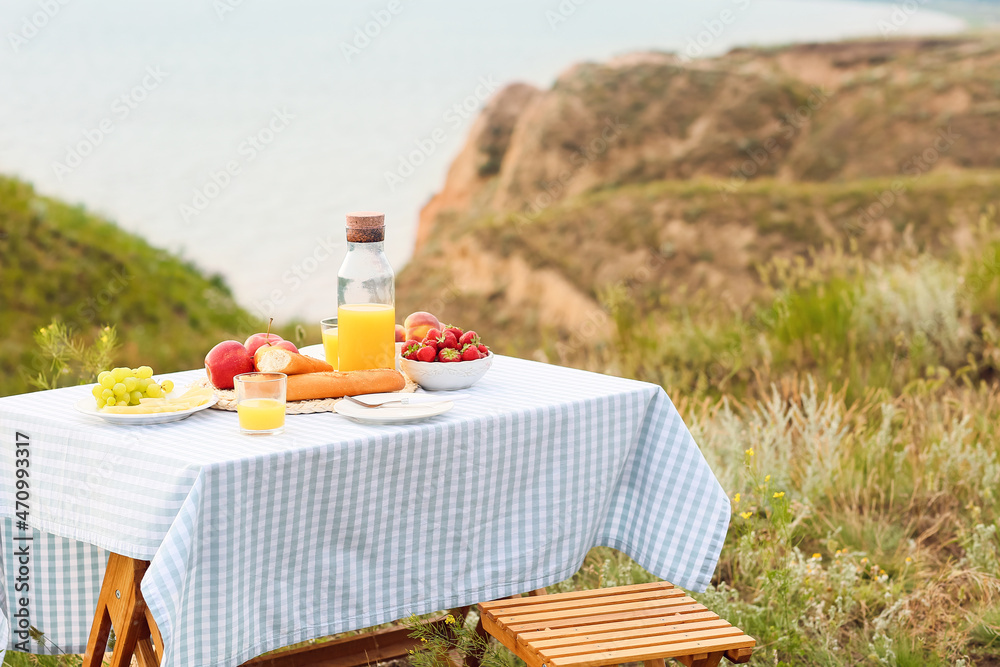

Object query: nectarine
[404,311,440,342]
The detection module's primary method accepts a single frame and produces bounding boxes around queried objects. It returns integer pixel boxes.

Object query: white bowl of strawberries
[398,325,493,391]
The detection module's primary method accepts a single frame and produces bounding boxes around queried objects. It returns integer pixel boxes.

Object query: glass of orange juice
[234,372,286,435]
[320,317,339,369]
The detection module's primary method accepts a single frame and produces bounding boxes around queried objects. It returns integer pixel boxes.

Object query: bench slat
[526,618,731,650]
[519,610,720,644]
[547,634,757,667]
[480,582,672,611]
[490,589,681,617]
[538,625,743,659]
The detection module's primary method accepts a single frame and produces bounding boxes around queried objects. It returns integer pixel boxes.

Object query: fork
[342,394,441,408]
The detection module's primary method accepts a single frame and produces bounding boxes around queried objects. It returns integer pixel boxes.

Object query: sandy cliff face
[398,36,1000,359]
[414,83,540,252]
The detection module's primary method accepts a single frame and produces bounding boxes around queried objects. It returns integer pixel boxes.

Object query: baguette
[255,347,333,375]
[285,369,405,401]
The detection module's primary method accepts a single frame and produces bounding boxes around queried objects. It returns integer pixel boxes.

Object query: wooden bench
[478,582,754,667]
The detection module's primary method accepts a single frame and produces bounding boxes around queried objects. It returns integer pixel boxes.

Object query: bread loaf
[285,369,405,401]
[255,347,333,375]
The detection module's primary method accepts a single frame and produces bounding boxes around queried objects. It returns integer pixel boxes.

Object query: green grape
[116,400,128,407]
[101,388,114,399]
[92,385,103,398]
[106,396,117,407]
[161,380,174,394]
[146,383,163,398]
[99,374,116,389]
[97,371,112,386]
[129,391,143,405]
[124,377,138,392]
[112,367,130,383]
[137,366,154,379]
[137,378,151,392]
[112,383,127,397]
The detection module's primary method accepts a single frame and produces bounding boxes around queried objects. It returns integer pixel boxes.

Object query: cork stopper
[345,211,385,243]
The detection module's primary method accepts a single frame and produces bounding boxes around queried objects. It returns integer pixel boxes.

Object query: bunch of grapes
[91,366,175,409]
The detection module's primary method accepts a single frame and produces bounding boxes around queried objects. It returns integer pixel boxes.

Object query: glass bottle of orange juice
[337,211,395,371]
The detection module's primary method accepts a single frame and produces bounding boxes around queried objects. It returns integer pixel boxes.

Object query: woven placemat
[193,374,417,415]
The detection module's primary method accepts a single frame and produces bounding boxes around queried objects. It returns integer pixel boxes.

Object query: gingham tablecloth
[0,355,730,666]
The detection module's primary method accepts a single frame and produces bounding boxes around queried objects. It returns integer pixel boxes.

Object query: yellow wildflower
[745,448,754,457]
[905,557,912,563]
[861,557,868,564]
[740,511,753,519]
[812,553,822,561]
[772,491,785,499]
[445,614,456,625]
[765,475,771,482]
[733,493,741,504]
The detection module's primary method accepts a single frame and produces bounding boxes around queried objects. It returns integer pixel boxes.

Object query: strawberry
[438,347,461,362]
[439,331,460,350]
[415,345,437,362]
[402,340,422,360]
[421,336,439,352]
[443,324,464,338]
[424,327,442,342]
[477,344,490,356]
[460,344,481,361]
[459,330,480,347]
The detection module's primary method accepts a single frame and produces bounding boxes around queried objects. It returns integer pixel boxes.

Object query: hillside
[0,176,271,397]
[399,36,1000,370]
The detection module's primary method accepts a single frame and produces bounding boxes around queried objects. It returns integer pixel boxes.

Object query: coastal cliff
[397,36,1000,363]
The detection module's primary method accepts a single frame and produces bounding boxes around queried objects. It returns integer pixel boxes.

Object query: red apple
[271,340,298,354]
[205,340,255,389]
[395,324,406,343]
[404,311,440,342]
[244,332,284,357]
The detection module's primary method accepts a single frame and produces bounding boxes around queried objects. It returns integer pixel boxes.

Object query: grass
[402,217,1000,666]
[0,175,308,398]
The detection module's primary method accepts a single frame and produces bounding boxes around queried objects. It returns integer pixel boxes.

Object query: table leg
[82,553,159,667]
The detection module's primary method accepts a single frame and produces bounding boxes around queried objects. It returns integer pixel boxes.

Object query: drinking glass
[234,372,286,435]
[320,317,338,369]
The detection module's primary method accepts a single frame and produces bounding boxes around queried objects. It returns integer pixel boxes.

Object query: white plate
[74,390,218,425]
[334,397,453,424]
[299,343,326,361]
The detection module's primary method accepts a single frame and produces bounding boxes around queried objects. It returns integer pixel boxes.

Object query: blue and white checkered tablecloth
[0,355,730,666]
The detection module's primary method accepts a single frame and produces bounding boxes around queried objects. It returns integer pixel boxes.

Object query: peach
[395,324,406,343]
[404,311,440,341]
